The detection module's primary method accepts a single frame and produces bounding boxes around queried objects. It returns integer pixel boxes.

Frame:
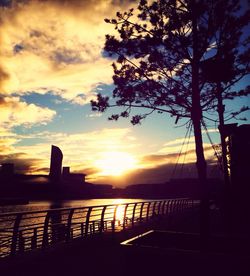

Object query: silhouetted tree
[91,0,250,245]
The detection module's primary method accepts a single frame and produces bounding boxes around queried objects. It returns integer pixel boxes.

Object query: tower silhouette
[49,145,63,182]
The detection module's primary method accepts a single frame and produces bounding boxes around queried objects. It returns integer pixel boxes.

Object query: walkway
[1,200,250,276]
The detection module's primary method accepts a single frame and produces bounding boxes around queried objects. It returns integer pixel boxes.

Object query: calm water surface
[0,198,148,213]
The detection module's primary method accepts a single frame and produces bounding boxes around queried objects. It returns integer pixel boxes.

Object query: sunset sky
[0,0,249,186]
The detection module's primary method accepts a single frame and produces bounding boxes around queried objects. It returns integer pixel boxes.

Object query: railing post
[161,201,166,215]
[166,200,170,215]
[85,207,92,236]
[50,210,64,244]
[66,209,75,241]
[123,204,129,229]
[18,230,25,253]
[31,228,37,249]
[157,201,162,215]
[11,214,22,255]
[176,199,180,212]
[146,202,151,221]
[81,223,84,237]
[42,211,50,248]
[112,205,118,233]
[131,203,137,227]
[169,200,173,213]
[100,206,107,233]
[152,201,157,218]
[173,200,177,213]
[180,199,183,211]
[139,202,145,222]
[176,199,179,212]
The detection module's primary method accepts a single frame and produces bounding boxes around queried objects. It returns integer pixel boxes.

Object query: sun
[95,151,137,176]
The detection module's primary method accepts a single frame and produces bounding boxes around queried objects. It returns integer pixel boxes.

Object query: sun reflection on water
[115,205,126,226]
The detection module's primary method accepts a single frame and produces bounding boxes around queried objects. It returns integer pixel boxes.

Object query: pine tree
[91,0,250,246]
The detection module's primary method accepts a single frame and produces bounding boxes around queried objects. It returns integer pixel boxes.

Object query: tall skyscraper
[49,145,63,182]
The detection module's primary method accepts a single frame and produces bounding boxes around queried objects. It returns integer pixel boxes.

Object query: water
[0,198,147,214]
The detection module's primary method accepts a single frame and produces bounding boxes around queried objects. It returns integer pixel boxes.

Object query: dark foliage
[91,0,250,124]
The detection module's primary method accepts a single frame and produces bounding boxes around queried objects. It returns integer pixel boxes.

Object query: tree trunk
[192,4,209,250]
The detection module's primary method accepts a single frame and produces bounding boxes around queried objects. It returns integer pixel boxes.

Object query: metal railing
[0,198,197,258]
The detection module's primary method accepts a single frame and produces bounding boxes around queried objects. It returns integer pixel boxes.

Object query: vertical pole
[66,209,74,241]
[166,200,170,215]
[11,214,22,255]
[85,207,92,236]
[177,199,181,212]
[157,201,162,215]
[31,228,37,249]
[217,84,231,186]
[42,211,50,248]
[217,81,233,233]
[123,204,128,229]
[139,203,145,222]
[146,202,151,221]
[131,203,137,227]
[161,201,166,215]
[100,206,107,233]
[112,205,118,232]
[18,230,25,253]
[170,200,174,213]
[152,201,157,218]
[81,223,84,237]
[217,82,230,186]
[175,200,178,212]
[173,200,177,213]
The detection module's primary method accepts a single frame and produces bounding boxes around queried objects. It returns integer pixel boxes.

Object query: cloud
[0,96,56,129]
[0,127,139,175]
[0,66,10,84]
[157,130,219,164]
[140,144,217,169]
[0,124,222,184]
[0,0,135,103]
[110,161,221,186]
[142,153,181,163]
[85,112,103,118]
[0,152,43,174]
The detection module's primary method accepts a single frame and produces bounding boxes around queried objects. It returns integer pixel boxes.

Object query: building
[62,166,86,183]
[0,145,117,199]
[49,145,63,182]
[225,124,250,195]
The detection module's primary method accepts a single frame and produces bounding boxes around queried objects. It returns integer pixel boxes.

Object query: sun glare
[95,151,137,176]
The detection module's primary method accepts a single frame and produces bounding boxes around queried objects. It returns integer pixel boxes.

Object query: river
[0,198,148,214]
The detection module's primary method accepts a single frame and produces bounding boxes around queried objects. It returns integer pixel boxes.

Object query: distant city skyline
[0,0,249,186]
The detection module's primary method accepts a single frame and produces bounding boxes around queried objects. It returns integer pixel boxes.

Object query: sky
[0,0,249,187]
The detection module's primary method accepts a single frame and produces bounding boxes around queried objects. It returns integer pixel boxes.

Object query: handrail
[0,200,159,218]
[0,198,199,258]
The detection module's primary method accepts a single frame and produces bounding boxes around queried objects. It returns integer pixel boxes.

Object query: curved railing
[0,198,198,258]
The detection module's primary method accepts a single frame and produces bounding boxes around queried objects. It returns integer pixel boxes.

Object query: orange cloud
[0,127,139,176]
[0,0,135,102]
[0,96,56,129]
